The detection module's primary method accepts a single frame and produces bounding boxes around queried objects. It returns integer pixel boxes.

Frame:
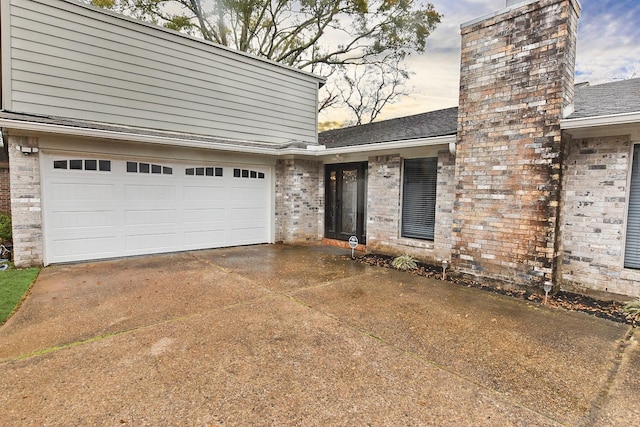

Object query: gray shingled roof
[569,77,640,119]
[319,106,458,148]
[320,78,640,149]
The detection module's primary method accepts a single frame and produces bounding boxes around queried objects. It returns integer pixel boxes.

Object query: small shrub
[623,298,640,325]
[0,213,11,245]
[391,254,417,271]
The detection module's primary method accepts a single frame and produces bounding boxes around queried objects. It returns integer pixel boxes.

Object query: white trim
[1,0,12,111]
[560,111,640,130]
[0,118,284,155]
[317,135,456,157]
[0,118,456,157]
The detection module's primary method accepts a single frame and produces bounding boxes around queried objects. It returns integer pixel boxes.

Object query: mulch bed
[355,253,635,325]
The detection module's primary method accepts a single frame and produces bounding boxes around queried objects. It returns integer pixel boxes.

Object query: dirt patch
[355,253,632,325]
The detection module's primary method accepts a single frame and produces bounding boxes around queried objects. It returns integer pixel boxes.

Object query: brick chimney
[452,0,581,288]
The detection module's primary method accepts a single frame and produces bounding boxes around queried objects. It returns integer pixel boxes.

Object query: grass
[0,267,40,324]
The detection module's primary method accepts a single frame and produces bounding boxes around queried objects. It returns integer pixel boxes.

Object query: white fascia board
[560,111,640,130]
[283,134,457,157]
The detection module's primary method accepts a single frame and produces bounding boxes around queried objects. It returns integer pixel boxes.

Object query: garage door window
[234,168,265,179]
[53,159,111,172]
[127,162,172,175]
[185,167,223,177]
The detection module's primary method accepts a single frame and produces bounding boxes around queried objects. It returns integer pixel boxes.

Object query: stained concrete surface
[0,244,636,425]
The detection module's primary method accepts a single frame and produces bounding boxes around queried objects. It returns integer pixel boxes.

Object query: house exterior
[2,0,640,299]
[0,0,325,265]
[320,0,640,299]
[560,79,640,297]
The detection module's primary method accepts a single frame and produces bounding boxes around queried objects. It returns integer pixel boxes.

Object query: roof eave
[0,119,457,158]
[313,134,456,157]
[561,111,640,130]
[0,118,284,156]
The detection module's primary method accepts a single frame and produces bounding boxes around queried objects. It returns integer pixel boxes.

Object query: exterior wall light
[15,146,39,155]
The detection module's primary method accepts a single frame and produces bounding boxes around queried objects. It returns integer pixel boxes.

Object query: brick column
[8,136,43,267]
[275,158,323,243]
[434,151,456,262]
[0,166,11,214]
[453,0,580,288]
[366,155,401,253]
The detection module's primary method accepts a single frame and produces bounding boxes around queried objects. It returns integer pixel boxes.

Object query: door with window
[325,162,367,244]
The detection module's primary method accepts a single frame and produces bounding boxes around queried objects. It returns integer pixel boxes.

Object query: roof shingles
[320,78,640,148]
[569,77,640,119]
[319,107,458,148]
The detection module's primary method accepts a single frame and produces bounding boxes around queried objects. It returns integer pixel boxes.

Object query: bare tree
[339,54,409,125]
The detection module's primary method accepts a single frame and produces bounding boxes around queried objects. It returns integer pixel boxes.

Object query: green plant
[623,298,640,325]
[0,213,11,244]
[391,254,417,271]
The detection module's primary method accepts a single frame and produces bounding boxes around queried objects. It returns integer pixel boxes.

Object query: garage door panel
[184,206,227,220]
[51,236,119,259]
[231,186,268,202]
[231,207,267,221]
[184,229,227,247]
[50,210,117,229]
[50,182,116,200]
[125,209,178,226]
[231,227,268,245]
[124,184,176,200]
[183,184,227,201]
[50,227,117,240]
[43,155,271,264]
[125,232,178,252]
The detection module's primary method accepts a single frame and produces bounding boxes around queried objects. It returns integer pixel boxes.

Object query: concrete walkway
[0,244,637,426]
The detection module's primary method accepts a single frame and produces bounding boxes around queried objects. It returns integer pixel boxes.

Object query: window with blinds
[624,144,640,269]
[401,158,438,241]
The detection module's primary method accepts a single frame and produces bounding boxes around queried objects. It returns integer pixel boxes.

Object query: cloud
[576,0,640,83]
[323,0,640,124]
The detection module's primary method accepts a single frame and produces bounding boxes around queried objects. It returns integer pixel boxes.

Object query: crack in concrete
[0,293,279,364]
[577,327,635,426]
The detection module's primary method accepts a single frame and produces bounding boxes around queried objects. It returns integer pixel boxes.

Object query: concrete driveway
[0,244,638,426]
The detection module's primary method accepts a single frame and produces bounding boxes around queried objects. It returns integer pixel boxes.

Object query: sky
[319,0,640,124]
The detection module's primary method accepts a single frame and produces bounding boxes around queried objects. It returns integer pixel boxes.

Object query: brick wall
[366,155,401,253]
[8,136,43,267]
[275,158,323,243]
[453,0,580,288]
[434,151,456,261]
[0,166,11,214]
[366,151,455,264]
[560,135,640,297]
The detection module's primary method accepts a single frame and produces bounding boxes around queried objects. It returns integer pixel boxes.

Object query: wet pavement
[0,244,637,425]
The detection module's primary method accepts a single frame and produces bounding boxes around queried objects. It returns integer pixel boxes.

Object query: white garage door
[41,154,271,265]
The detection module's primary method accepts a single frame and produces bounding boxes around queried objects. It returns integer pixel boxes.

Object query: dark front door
[325,162,367,244]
